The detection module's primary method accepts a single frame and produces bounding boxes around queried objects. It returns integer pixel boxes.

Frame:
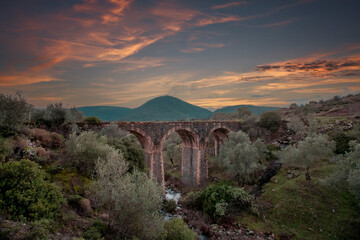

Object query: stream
[162,188,182,221]
[162,187,210,240]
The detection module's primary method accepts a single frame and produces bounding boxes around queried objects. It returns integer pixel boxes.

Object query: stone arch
[205,126,232,156]
[160,126,200,148]
[160,126,201,186]
[118,126,156,179]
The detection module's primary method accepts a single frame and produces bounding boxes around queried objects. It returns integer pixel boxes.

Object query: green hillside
[214,105,279,115]
[119,96,212,121]
[78,106,131,121]
[78,97,279,122]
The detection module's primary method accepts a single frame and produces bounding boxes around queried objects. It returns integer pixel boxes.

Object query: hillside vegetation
[0,92,359,239]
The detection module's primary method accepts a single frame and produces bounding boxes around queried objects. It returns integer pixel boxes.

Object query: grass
[239,162,360,240]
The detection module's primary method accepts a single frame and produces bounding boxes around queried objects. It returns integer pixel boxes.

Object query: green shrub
[25,219,53,240]
[0,159,64,220]
[0,137,13,161]
[164,218,197,240]
[266,144,281,161]
[82,220,107,240]
[331,132,354,154]
[182,191,202,209]
[67,194,83,208]
[259,111,281,132]
[83,116,102,124]
[165,200,177,213]
[199,182,254,219]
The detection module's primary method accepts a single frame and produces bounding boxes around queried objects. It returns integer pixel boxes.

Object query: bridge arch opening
[203,127,232,181]
[205,127,231,157]
[123,128,157,180]
[161,127,200,186]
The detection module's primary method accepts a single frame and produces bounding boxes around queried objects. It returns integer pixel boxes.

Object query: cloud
[115,57,167,71]
[181,42,224,53]
[212,1,247,10]
[188,98,288,109]
[241,19,295,28]
[256,58,360,78]
[0,74,60,86]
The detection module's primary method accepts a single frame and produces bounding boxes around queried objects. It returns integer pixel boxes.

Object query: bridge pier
[181,146,200,186]
[199,144,207,185]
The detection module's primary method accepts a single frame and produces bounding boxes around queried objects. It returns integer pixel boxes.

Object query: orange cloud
[188,98,288,109]
[0,74,60,86]
[212,1,247,10]
[181,48,205,53]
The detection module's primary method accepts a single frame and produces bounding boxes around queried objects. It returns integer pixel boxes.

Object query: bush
[165,199,177,213]
[331,132,354,154]
[25,219,53,240]
[35,147,51,164]
[0,91,33,137]
[0,137,13,161]
[266,144,281,161]
[182,191,202,209]
[31,129,64,150]
[259,111,281,132]
[199,182,254,219]
[83,116,102,124]
[31,103,84,129]
[64,131,118,176]
[164,218,197,240]
[0,159,64,220]
[82,220,107,240]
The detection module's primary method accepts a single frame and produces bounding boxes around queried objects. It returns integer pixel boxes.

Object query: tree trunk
[305,165,311,180]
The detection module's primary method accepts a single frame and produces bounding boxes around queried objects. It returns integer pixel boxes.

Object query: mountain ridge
[78,96,279,121]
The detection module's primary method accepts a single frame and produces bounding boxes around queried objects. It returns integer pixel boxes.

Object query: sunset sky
[0,0,359,110]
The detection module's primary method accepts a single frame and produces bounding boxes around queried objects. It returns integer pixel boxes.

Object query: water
[165,188,181,203]
[162,188,182,221]
[163,188,211,239]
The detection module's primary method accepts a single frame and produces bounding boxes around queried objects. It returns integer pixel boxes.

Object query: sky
[0,0,359,110]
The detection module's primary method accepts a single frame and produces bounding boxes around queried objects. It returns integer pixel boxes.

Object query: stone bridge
[79,121,243,186]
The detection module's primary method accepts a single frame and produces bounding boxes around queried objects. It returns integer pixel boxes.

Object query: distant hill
[78,106,131,121]
[119,96,212,121]
[214,105,279,115]
[78,96,212,121]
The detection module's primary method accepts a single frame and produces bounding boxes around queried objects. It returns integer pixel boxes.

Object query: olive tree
[0,91,33,136]
[259,111,281,132]
[31,103,84,128]
[64,131,115,176]
[92,150,164,239]
[215,131,265,186]
[279,134,335,180]
[328,141,360,205]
